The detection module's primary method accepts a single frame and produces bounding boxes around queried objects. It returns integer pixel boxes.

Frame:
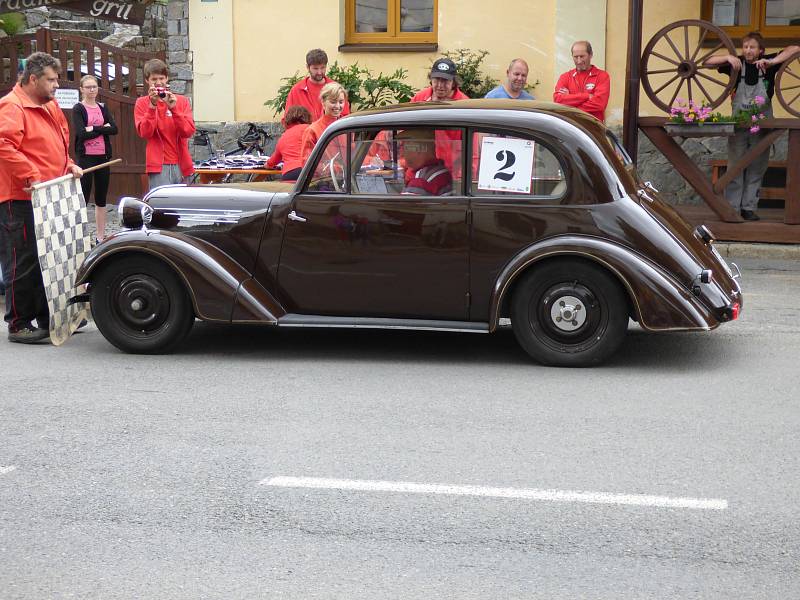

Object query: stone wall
[608,125,789,206]
[8,4,168,53]
[165,0,191,97]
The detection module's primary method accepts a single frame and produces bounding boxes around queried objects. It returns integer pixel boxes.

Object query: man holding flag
[0,52,82,344]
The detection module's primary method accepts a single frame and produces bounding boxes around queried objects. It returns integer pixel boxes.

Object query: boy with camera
[134,59,196,189]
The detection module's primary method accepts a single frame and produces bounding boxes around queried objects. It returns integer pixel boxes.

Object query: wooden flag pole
[81,158,123,175]
[32,159,123,190]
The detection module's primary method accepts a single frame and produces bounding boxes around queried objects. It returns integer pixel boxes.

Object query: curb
[714,242,800,261]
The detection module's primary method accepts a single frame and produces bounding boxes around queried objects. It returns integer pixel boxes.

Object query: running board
[278,314,490,333]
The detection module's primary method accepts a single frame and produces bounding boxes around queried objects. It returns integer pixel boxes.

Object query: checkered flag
[31,176,92,346]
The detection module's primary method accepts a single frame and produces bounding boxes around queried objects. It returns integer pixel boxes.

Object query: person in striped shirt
[398,129,453,196]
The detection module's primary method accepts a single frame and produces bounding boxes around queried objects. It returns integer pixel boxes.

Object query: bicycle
[191,123,274,183]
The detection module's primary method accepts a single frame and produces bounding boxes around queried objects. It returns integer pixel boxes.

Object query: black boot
[741,210,760,221]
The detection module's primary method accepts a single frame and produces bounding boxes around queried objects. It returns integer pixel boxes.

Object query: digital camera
[155,86,169,98]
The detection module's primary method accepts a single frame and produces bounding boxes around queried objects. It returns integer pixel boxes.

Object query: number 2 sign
[477,136,535,194]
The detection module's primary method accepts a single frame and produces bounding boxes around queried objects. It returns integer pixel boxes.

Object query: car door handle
[288,210,307,223]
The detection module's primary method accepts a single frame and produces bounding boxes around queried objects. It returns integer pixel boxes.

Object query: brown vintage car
[74,100,743,365]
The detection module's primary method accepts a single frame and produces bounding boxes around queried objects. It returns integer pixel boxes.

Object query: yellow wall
[228,0,558,122]
[190,0,794,125]
[189,0,235,122]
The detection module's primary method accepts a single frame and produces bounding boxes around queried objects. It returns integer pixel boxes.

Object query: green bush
[441,48,498,98]
[0,13,27,36]
[263,72,304,116]
[264,62,415,116]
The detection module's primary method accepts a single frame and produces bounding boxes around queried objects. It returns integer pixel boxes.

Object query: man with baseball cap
[410,58,470,102]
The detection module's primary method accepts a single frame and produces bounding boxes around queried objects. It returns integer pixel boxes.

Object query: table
[194,168,282,184]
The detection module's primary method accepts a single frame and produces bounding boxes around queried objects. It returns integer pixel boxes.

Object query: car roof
[348,99,608,139]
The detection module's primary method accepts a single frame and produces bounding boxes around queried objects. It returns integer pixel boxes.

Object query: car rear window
[469,131,566,199]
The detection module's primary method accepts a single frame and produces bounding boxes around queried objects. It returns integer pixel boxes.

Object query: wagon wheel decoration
[641,19,737,113]
[775,51,800,117]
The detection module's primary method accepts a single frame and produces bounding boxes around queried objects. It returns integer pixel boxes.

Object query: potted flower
[664,98,736,137]
[733,95,768,134]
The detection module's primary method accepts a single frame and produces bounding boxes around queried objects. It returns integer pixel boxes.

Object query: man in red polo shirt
[0,52,82,343]
[553,40,610,122]
[285,49,351,121]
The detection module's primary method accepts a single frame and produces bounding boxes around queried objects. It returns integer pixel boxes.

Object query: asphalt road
[1,257,798,599]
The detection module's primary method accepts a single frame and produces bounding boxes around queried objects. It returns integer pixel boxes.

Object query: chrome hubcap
[549,295,586,331]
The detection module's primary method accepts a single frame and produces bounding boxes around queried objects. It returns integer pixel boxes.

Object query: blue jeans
[0,201,49,331]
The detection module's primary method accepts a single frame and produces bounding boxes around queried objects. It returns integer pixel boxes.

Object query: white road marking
[260,476,728,511]
[0,465,17,475]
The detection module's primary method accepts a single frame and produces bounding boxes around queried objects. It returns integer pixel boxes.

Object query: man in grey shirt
[485,59,534,100]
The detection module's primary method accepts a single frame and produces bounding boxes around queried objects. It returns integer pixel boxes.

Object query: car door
[276,126,470,320]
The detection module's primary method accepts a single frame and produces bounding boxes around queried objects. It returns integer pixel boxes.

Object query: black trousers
[0,201,49,332]
[78,155,111,207]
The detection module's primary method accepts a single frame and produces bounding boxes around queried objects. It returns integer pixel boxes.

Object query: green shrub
[264,62,415,116]
[441,48,498,98]
[263,72,304,116]
[0,13,26,36]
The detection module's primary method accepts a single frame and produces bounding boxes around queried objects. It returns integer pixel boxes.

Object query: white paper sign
[54,88,79,110]
[478,136,535,194]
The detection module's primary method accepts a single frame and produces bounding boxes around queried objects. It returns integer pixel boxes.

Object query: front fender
[490,235,720,333]
[76,230,284,323]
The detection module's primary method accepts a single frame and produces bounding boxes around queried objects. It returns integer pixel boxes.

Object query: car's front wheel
[90,255,194,354]
[510,260,629,367]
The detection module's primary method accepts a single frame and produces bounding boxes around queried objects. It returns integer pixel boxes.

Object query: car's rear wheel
[90,255,194,354]
[510,260,628,367]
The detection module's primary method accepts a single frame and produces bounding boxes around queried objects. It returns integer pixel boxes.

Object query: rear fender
[76,230,285,323]
[490,235,719,332]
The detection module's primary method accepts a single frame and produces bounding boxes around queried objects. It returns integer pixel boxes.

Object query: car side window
[470,131,566,199]
[306,133,350,193]
[350,127,463,196]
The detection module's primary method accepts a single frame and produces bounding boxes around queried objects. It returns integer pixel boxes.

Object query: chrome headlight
[118,197,153,229]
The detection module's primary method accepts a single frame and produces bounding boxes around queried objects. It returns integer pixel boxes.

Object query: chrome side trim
[278,314,490,333]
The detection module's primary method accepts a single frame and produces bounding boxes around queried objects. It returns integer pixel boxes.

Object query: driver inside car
[398,129,453,196]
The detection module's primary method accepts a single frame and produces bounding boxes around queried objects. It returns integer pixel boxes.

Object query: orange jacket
[553,66,610,122]
[134,94,195,176]
[286,76,351,122]
[266,123,309,175]
[0,84,75,202]
[301,114,339,162]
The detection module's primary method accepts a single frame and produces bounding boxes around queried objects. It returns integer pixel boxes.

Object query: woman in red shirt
[266,105,311,181]
[300,82,346,162]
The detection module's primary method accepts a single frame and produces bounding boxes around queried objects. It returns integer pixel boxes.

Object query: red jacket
[410,87,470,102]
[286,76,351,122]
[266,123,309,175]
[0,84,75,202]
[134,94,195,176]
[553,66,610,122]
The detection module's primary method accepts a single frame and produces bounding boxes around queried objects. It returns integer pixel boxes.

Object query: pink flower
[755,95,765,105]
[750,125,760,134]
